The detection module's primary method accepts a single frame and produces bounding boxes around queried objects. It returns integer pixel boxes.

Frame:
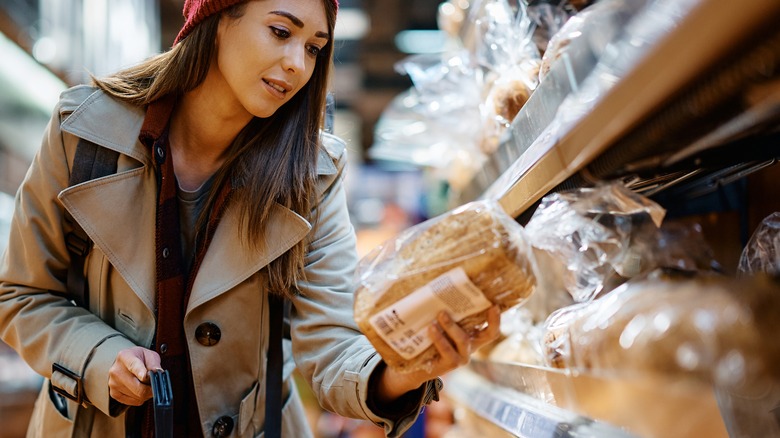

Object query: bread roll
[354,201,536,373]
[480,69,535,155]
[490,79,531,125]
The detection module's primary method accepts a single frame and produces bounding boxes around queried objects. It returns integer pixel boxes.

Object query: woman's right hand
[108,347,162,406]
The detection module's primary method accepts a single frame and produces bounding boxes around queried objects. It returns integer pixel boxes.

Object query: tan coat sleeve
[0,100,135,416]
[290,142,430,437]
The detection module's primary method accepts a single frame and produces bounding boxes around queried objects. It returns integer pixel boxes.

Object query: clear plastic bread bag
[738,212,780,276]
[526,0,577,56]
[537,1,588,82]
[486,306,546,367]
[537,0,642,82]
[437,0,471,40]
[354,199,538,373]
[647,220,722,273]
[542,270,780,392]
[473,0,542,154]
[524,182,665,304]
[382,51,486,191]
[531,0,687,142]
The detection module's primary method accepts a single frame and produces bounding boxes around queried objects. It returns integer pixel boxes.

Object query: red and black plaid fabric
[136,96,233,437]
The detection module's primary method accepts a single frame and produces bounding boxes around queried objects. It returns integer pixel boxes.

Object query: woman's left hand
[374,305,501,404]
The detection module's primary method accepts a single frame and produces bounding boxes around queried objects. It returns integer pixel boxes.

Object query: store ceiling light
[395,30,447,54]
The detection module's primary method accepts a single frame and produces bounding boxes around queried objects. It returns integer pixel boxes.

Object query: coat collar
[58,88,332,314]
[59,88,339,175]
[59,87,151,165]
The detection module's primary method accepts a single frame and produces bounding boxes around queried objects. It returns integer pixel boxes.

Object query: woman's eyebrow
[269,10,329,39]
[270,10,304,27]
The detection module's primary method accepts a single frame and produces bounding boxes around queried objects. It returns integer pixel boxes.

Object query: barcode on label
[374,316,393,335]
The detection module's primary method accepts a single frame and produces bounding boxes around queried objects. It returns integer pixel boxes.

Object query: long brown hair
[92,0,338,298]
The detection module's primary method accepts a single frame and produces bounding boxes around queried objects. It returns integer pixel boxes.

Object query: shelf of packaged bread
[457,9,602,205]
[481,0,780,219]
[447,273,780,438]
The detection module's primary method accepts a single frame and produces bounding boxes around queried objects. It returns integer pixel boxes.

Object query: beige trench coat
[0,86,426,437]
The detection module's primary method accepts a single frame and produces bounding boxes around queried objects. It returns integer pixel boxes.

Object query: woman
[0,0,500,436]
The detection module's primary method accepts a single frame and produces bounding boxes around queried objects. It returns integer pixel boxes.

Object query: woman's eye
[270,27,290,39]
[307,45,321,57]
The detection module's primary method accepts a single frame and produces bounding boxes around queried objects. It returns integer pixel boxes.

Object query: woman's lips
[263,78,290,99]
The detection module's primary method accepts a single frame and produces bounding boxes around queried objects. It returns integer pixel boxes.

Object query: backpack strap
[64,138,119,308]
[49,138,120,428]
[264,294,285,438]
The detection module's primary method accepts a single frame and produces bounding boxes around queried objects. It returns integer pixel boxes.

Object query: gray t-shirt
[177,176,215,274]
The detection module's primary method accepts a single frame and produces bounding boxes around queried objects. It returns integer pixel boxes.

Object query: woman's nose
[281,45,306,74]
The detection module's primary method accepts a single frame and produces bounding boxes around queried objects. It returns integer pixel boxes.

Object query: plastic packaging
[483,0,697,204]
[475,0,541,154]
[738,212,780,275]
[542,271,780,391]
[545,0,696,122]
[526,0,576,55]
[524,182,665,303]
[437,0,471,39]
[538,0,643,82]
[371,1,541,197]
[353,200,537,373]
[371,51,486,191]
[487,307,546,366]
[537,3,587,81]
[649,220,722,272]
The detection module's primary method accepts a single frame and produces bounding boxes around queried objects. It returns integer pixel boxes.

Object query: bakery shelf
[447,358,780,438]
[446,367,637,438]
[369,1,780,435]
[442,1,780,437]
[472,0,780,219]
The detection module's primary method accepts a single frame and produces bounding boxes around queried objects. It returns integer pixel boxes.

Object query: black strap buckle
[51,363,84,404]
[423,377,444,404]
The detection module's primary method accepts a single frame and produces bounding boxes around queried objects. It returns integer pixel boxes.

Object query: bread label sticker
[368,267,492,360]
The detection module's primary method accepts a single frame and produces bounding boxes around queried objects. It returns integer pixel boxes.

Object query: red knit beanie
[174,0,339,44]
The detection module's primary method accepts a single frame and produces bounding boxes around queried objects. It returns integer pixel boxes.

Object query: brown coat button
[195,322,221,346]
[212,415,234,437]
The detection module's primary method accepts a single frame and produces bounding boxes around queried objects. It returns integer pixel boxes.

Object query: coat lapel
[58,89,158,312]
[58,162,158,313]
[187,144,338,312]
[59,171,313,317]
[186,203,312,313]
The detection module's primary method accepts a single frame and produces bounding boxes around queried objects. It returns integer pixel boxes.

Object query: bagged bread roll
[480,67,536,154]
[354,200,537,373]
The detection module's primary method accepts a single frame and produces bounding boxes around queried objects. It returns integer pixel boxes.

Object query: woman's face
[213,0,330,119]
